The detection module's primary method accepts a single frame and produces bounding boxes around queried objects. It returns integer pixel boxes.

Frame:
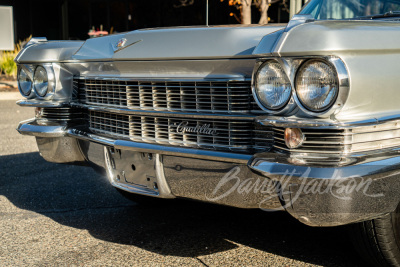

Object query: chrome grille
[89,111,272,153]
[74,78,262,114]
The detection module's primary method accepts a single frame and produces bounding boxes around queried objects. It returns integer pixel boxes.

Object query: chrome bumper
[17,119,400,226]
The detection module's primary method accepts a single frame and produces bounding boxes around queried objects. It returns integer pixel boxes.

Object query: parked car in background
[14,0,400,265]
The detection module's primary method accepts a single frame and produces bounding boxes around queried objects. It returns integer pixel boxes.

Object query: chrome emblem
[112,38,127,53]
[116,38,127,49]
[172,121,218,136]
[113,38,143,53]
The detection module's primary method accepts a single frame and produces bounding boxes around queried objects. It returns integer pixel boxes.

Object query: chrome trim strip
[249,153,400,180]
[113,140,252,164]
[75,76,251,82]
[16,100,258,120]
[67,129,115,146]
[16,57,259,64]
[57,56,260,63]
[17,100,69,108]
[65,129,252,164]
[71,103,257,120]
[256,115,400,129]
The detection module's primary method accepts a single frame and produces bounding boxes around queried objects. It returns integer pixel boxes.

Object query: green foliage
[0,51,18,77]
[0,36,31,78]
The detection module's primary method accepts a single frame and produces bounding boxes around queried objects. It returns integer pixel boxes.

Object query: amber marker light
[35,107,43,118]
[284,128,305,149]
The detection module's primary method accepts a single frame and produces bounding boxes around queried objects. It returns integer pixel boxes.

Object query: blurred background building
[0,0,291,42]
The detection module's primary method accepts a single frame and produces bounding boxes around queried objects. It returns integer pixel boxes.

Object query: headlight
[17,68,32,96]
[295,60,339,112]
[254,61,292,111]
[33,66,49,97]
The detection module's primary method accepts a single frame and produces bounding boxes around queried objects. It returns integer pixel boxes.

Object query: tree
[174,0,283,25]
[240,0,252,24]
[256,0,269,24]
[228,0,282,24]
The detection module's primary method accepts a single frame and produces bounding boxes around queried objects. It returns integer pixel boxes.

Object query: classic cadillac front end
[14,1,400,264]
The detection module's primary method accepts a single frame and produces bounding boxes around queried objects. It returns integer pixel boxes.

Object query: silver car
[15,0,400,265]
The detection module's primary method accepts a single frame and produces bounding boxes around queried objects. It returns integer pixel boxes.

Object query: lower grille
[89,110,272,153]
[39,108,84,121]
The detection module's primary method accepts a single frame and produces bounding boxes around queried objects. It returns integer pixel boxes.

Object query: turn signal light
[284,128,305,149]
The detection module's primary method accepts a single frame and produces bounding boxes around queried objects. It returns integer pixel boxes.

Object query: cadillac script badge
[172,121,218,136]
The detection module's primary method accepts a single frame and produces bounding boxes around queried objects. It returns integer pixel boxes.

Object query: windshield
[299,0,400,19]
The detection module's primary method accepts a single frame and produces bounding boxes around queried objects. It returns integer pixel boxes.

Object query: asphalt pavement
[0,95,363,266]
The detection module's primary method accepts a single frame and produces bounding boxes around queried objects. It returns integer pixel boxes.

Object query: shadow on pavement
[0,152,361,266]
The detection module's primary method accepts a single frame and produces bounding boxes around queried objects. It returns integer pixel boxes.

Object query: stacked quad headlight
[17,64,55,98]
[295,60,339,112]
[254,60,292,111]
[18,68,33,96]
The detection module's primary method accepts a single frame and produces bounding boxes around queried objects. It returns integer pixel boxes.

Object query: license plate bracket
[104,147,159,195]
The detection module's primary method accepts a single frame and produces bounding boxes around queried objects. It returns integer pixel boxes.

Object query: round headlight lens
[295,60,339,112]
[255,61,292,110]
[18,68,32,96]
[33,66,49,97]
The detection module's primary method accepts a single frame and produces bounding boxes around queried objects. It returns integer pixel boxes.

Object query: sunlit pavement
[0,97,361,266]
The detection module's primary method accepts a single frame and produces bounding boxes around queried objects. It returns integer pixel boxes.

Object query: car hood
[73,25,285,61]
[15,25,285,63]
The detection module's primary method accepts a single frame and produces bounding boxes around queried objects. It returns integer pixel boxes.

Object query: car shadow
[0,152,362,266]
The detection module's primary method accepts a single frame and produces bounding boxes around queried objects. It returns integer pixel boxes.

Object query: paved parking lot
[0,96,363,266]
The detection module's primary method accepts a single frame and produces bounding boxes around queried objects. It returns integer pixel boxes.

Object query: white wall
[0,6,14,51]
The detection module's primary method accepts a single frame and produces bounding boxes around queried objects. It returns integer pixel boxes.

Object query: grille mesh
[89,110,272,153]
[74,78,262,114]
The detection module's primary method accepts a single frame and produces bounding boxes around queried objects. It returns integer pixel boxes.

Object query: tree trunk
[241,0,252,24]
[258,0,269,24]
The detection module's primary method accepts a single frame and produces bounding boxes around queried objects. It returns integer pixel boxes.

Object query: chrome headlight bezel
[292,57,350,117]
[32,64,56,99]
[294,59,339,113]
[252,60,297,115]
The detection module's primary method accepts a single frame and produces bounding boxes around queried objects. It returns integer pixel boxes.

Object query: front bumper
[18,119,400,226]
